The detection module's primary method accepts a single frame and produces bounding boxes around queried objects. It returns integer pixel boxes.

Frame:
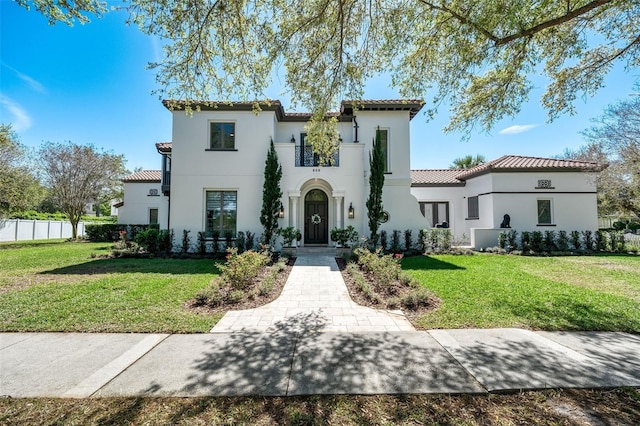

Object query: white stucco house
[411,155,607,248]
[120,99,606,250]
[117,170,169,228]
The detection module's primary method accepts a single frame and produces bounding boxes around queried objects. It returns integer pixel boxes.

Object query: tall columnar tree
[366,129,385,246]
[39,142,126,238]
[260,140,283,245]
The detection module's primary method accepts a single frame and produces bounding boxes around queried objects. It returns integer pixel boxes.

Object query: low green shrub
[135,228,160,254]
[404,229,413,251]
[420,229,452,253]
[218,248,270,290]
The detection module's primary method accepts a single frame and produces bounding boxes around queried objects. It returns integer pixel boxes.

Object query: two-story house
[118,98,606,250]
[159,99,429,245]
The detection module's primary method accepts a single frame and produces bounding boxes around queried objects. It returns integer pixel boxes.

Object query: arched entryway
[304,189,329,244]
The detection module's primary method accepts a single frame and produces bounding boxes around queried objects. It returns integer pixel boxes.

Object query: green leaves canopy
[19,1,640,136]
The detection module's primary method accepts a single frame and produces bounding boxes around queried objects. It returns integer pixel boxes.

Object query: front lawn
[2,240,639,334]
[0,240,221,333]
[403,254,640,333]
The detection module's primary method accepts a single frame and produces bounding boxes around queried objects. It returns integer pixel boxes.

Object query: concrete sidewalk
[2,329,639,397]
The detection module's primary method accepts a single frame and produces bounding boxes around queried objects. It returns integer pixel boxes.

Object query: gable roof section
[410,169,465,187]
[411,155,608,186]
[122,170,161,183]
[454,155,608,180]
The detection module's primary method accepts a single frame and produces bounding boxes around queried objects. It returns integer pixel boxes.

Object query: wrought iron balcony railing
[295,146,339,167]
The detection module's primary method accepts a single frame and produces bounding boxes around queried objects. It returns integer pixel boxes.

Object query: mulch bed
[184,257,295,314]
[335,257,441,329]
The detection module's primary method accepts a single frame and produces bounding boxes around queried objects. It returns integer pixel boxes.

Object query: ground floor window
[467,196,479,219]
[149,208,158,225]
[420,202,449,227]
[205,191,237,237]
[537,199,553,225]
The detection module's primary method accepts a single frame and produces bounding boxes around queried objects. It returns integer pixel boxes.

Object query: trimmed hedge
[85,223,158,242]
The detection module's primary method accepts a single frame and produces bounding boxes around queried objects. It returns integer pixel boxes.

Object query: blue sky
[2,1,638,172]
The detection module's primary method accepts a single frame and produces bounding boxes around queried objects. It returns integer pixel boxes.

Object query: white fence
[0,219,86,242]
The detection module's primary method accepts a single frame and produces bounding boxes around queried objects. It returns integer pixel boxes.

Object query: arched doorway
[304,189,329,244]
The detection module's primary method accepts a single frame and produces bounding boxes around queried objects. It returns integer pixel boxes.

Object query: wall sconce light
[278,202,285,218]
[348,202,355,219]
[290,134,296,144]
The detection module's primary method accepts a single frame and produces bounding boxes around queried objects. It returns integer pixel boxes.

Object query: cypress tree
[260,139,283,245]
[366,128,385,246]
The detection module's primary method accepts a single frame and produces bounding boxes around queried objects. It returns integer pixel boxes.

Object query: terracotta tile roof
[411,155,608,186]
[122,170,161,183]
[156,142,172,153]
[410,169,464,186]
[455,155,608,180]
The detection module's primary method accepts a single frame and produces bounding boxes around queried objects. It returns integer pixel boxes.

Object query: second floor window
[376,128,390,172]
[210,122,235,149]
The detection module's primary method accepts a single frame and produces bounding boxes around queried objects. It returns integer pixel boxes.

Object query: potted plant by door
[279,226,301,257]
[331,225,359,258]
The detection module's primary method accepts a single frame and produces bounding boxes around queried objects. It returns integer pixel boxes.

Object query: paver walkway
[211,254,414,333]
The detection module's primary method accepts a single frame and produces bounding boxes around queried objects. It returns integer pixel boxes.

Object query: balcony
[295,146,339,167]
[161,170,171,195]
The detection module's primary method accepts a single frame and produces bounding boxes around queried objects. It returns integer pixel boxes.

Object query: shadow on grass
[495,294,640,334]
[0,240,76,250]
[401,255,465,271]
[40,257,220,275]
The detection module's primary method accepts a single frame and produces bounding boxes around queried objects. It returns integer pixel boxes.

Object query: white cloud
[0,95,33,131]
[2,63,47,94]
[498,124,538,135]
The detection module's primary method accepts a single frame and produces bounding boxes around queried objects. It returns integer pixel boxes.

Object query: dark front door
[304,189,329,244]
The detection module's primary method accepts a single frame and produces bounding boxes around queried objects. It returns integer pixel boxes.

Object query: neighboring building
[411,155,607,248]
[117,170,169,228]
[121,99,607,250]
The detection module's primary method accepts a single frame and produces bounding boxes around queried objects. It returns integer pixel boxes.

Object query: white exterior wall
[356,111,429,234]
[117,182,169,227]
[466,171,600,249]
[169,110,276,239]
[489,171,599,231]
[167,107,428,247]
[410,185,466,237]
[461,173,494,235]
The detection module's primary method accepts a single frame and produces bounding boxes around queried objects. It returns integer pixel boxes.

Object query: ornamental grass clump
[350,246,438,311]
[218,248,270,290]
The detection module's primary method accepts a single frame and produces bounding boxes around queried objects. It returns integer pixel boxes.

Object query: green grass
[403,253,640,332]
[2,389,639,425]
[2,241,640,334]
[0,240,221,333]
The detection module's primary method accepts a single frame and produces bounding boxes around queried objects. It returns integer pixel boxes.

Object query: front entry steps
[296,246,335,256]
